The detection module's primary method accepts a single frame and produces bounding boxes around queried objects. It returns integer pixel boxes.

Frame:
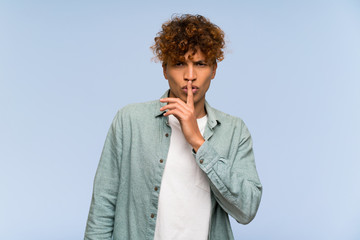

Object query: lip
[182,85,199,89]
[182,86,199,94]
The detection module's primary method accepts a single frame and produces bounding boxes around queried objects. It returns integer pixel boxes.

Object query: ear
[163,64,168,80]
[211,63,217,79]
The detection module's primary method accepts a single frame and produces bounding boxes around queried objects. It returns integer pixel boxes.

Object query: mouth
[182,86,199,94]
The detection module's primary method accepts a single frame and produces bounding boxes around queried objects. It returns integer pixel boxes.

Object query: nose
[184,65,196,81]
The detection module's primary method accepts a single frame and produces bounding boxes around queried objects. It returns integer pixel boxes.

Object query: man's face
[163,49,217,107]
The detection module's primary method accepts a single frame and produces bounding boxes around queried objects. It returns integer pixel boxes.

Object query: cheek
[167,79,180,93]
[168,78,177,87]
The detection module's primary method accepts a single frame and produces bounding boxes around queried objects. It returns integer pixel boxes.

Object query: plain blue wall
[1,1,359,239]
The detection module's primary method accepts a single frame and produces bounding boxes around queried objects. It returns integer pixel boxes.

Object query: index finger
[187,80,194,107]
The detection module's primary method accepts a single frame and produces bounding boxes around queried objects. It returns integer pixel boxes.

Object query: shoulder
[206,104,252,141]
[113,99,159,122]
[120,100,158,113]
[207,104,246,127]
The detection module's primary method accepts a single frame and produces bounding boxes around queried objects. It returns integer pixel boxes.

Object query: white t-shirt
[154,114,211,240]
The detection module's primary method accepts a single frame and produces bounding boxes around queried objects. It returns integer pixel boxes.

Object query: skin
[160,49,217,152]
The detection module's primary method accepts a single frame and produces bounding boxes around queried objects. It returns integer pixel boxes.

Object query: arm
[194,121,262,224]
[160,81,262,223]
[84,112,122,239]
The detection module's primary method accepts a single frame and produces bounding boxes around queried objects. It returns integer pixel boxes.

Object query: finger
[160,97,188,106]
[160,103,180,111]
[160,97,182,103]
[187,80,194,108]
[163,109,183,118]
[160,103,187,113]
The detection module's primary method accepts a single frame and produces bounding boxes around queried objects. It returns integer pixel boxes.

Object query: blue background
[1,1,359,239]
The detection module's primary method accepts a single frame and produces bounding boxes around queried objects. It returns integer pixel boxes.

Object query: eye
[196,62,207,66]
[174,62,184,66]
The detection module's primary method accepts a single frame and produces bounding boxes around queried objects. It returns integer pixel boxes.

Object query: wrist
[192,138,205,153]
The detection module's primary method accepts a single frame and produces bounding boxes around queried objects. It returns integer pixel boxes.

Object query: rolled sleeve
[192,123,262,224]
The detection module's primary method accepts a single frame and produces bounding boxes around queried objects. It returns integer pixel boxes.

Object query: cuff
[192,140,221,173]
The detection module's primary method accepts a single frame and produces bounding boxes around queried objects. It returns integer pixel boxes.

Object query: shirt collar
[204,100,219,129]
[154,90,220,129]
[154,90,170,117]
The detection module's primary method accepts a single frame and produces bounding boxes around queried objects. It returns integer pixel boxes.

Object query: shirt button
[151,214,155,218]
[200,159,204,164]
[154,187,158,191]
[165,133,169,137]
[160,159,163,163]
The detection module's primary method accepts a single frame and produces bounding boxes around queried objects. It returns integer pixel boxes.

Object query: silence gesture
[160,80,205,152]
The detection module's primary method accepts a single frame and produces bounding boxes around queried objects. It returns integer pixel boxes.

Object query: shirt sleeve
[84,111,122,240]
[193,120,262,224]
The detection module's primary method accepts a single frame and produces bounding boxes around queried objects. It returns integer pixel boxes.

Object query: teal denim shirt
[84,91,262,240]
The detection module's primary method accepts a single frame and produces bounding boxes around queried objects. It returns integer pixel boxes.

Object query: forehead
[184,49,206,60]
[167,49,207,64]
[163,47,215,66]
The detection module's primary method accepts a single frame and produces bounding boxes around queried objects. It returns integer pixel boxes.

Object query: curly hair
[151,14,225,66]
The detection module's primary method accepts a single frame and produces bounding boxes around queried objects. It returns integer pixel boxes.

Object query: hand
[160,81,205,152]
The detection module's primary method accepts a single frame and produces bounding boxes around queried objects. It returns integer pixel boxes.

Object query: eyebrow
[171,59,207,64]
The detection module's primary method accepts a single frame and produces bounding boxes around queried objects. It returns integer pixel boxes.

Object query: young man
[84,14,262,240]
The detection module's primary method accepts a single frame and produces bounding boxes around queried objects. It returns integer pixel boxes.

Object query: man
[85,14,262,240]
